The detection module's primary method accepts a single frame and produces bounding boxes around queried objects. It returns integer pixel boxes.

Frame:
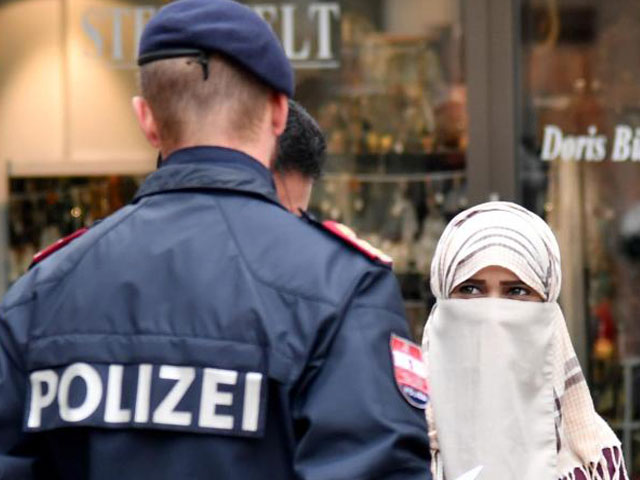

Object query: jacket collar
[134,146,281,206]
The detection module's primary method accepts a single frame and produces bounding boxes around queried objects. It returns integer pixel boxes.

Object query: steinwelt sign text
[81,3,341,70]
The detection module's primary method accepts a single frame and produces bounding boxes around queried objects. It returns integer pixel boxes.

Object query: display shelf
[610,421,640,431]
[325,152,466,174]
[9,159,153,178]
[322,171,465,183]
[404,300,428,309]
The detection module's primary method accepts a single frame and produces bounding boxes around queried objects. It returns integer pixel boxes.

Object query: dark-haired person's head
[273,100,326,215]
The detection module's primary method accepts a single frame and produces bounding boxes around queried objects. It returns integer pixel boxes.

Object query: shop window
[520,1,640,473]
[294,0,467,337]
[9,177,143,282]
[3,0,467,342]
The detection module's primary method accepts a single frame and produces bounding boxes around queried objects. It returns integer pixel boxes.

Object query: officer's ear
[269,92,289,137]
[132,96,161,149]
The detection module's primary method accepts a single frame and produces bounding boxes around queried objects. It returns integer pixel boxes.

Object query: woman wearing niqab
[423,201,627,480]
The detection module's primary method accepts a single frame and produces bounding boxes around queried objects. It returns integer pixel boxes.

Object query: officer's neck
[160,134,274,170]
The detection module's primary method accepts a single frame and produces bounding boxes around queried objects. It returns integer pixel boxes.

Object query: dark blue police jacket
[0,147,431,479]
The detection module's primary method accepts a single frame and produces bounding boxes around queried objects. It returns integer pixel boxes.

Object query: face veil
[422,201,626,480]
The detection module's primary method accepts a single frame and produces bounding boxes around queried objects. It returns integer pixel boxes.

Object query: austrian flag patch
[390,334,429,409]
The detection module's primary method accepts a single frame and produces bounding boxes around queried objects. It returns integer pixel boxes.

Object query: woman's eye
[508,286,531,297]
[458,285,482,295]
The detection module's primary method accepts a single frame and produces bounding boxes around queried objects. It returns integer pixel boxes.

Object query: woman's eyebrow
[462,278,486,284]
[500,281,528,287]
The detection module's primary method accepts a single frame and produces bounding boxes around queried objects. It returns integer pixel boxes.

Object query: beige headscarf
[423,201,627,480]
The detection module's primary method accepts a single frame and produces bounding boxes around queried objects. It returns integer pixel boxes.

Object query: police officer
[0,1,431,478]
[273,100,326,215]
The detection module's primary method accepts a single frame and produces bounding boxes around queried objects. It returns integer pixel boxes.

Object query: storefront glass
[8,176,143,280]
[519,0,640,473]
[294,0,467,338]
[3,0,467,339]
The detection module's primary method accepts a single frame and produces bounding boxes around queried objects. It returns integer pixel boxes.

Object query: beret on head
[430,201,562,302]
[138,0,294,97]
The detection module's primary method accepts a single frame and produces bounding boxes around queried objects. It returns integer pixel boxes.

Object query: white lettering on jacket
[26,363,264,436]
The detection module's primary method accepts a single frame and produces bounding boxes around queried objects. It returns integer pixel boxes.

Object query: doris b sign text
[542,125,640,162]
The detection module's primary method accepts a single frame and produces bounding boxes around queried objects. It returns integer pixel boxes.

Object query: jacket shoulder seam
[1,292,37,315]
[347,303,407,321]
[214,196,347,307]
[2,202,145,310]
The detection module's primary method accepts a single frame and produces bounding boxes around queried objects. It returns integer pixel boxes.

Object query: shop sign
[81,2,341,70]
[541,125,640,162]
[252,3,341,69]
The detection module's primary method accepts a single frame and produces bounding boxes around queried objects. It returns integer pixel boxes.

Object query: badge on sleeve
[390,334,429,409]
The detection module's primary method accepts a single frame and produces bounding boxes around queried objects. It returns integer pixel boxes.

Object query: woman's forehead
[462,266,524,283]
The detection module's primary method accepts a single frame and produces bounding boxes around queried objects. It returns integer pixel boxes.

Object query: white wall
[0,0,155,175]
[383,0,460,35]
[0,0,65,164]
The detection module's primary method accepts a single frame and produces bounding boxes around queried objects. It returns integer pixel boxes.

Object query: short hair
[275,100,327,180]
[139,54,271,147]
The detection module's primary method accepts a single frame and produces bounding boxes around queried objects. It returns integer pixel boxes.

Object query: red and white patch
[390,334,429,409]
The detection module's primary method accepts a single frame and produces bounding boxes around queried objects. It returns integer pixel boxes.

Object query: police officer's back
[0,1,431,478]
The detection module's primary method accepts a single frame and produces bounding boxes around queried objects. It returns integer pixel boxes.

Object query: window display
[8,177,142,282]
[298,1,467,337]
[5,1,467,340]
[520,0,640,474]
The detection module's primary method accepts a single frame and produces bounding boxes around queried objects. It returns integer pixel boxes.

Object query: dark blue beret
[138,0,294,97]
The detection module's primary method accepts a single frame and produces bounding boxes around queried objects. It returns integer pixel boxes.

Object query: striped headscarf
[423,201,627,480]
[430,201,562,302]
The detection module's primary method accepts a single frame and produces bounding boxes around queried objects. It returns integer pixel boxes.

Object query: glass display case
[298,2,468,338]
[519,0,640,474]
[8,176,143,283]
[4,0,467,343]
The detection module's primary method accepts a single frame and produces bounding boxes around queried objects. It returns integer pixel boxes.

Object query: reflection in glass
[520,2,640,472]
[299,0,467,337]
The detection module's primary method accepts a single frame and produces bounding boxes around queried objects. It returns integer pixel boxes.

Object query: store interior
[1,0,468,341]
[521,0,640,471]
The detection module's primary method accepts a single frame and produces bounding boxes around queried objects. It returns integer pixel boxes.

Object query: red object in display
[593,300,617,360]
[595,300,617,342]
[30,228,89,268]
